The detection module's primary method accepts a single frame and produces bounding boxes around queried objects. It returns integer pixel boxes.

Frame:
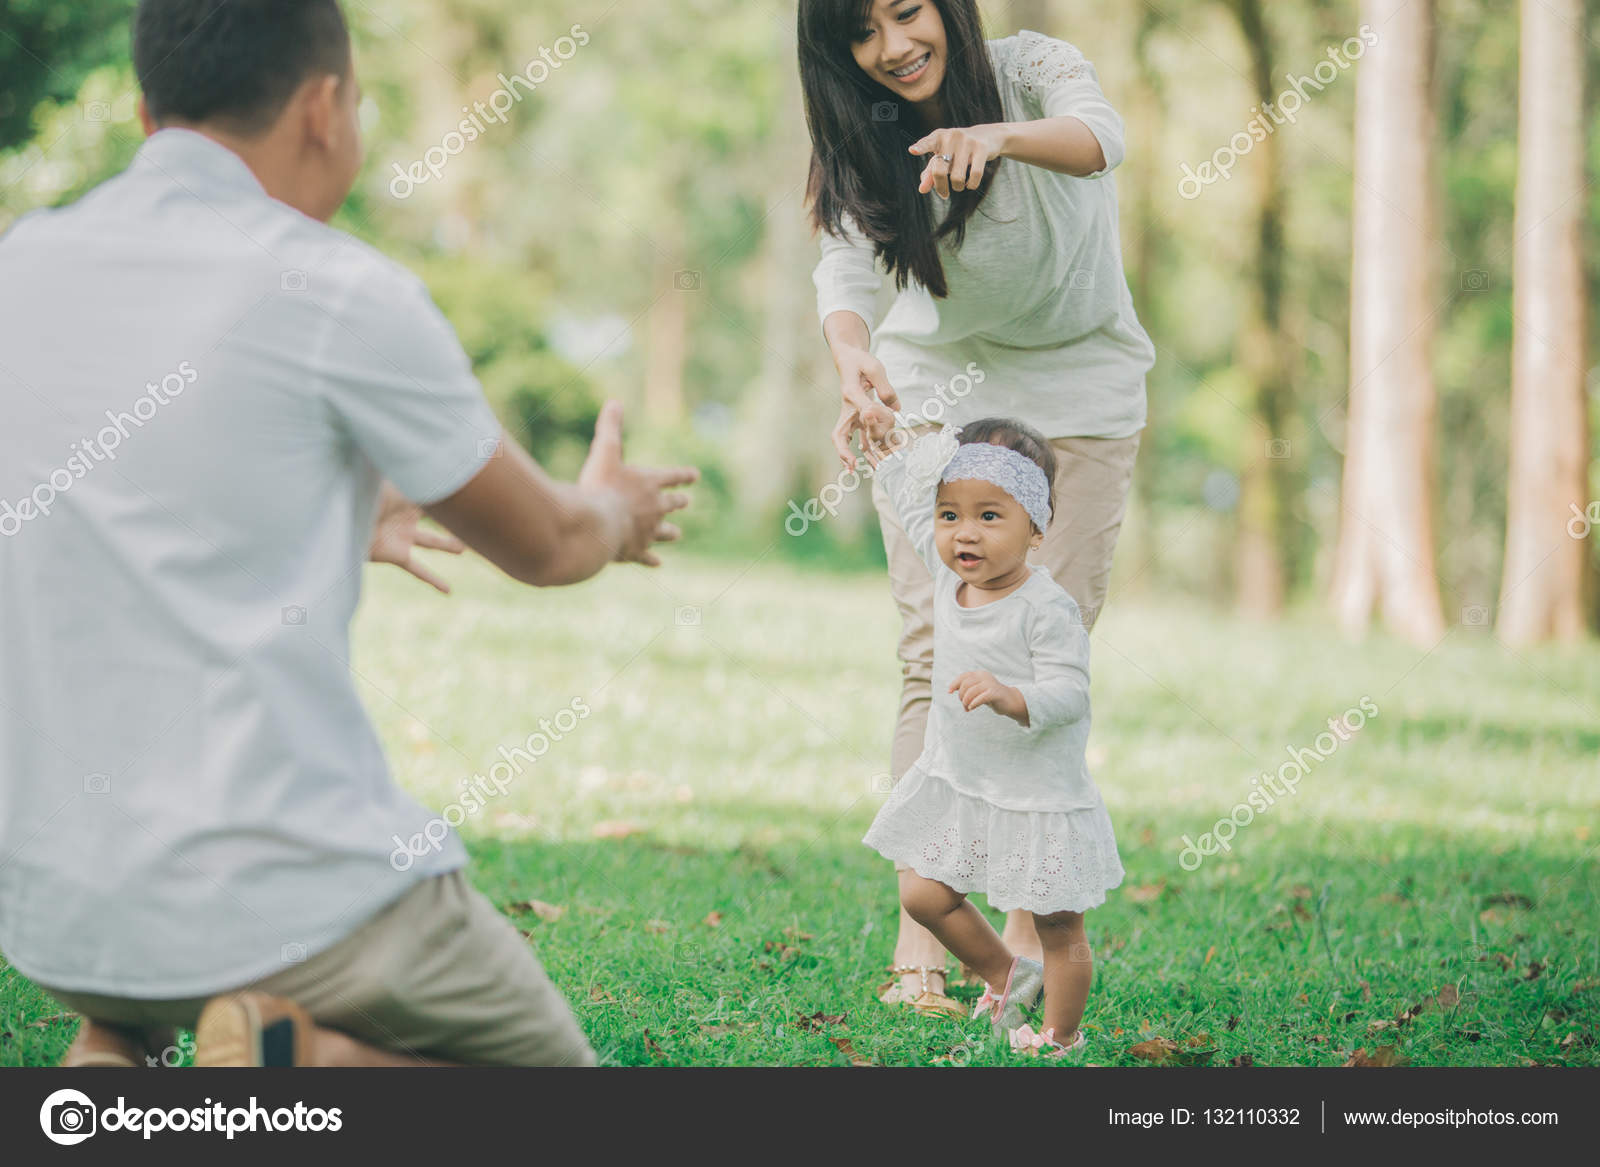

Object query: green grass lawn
[4,550,1597,1067]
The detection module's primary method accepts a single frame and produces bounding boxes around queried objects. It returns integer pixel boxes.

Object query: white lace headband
[895,424,1053,532]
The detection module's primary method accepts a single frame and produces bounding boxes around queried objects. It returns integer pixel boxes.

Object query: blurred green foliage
[0,0,130,151]
[1,0,1596,604]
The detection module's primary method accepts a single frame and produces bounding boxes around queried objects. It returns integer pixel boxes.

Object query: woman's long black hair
[799,0,1005,299]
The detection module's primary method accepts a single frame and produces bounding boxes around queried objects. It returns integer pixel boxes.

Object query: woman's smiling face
[851,0,948,105]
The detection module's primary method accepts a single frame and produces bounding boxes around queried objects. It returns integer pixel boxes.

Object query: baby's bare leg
[898,870,1013,989]
[1001,909,1045,964]
[1034,910,1093,1039]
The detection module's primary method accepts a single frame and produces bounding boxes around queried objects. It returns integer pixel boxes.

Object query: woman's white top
[874,449,1101,814]
[812,31,1154,440]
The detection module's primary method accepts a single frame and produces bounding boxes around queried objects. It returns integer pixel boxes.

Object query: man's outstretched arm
[425,401,698,588]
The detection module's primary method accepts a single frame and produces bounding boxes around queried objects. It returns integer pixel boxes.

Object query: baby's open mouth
[956,552,982,565]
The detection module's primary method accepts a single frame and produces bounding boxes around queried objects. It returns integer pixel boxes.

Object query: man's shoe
[194,992,313,1067]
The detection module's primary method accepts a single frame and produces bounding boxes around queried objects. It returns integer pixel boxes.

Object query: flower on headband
[900,425,963,496]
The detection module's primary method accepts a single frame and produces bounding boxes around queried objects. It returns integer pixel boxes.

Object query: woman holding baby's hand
[801,0,1153,1012]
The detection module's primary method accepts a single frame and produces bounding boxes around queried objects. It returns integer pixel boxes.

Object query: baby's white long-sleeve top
[876,449,1102,814]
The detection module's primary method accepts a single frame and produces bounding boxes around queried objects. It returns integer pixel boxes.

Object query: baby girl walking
[859,416,1124,1058]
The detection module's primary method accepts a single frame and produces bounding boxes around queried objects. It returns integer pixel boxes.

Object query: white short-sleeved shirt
[0,129,501,998]
[813,32,1155,440]
[874,449,1102,814]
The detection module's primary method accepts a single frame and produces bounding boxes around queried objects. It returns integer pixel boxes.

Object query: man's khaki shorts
[39,870,596,1066]
[872,428,1142,781]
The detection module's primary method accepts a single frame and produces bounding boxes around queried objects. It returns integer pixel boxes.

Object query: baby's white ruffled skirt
[863,765,1124,915]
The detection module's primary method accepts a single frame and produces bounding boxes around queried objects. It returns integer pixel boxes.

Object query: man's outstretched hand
[370,482,466,594]
[578,400,699,568]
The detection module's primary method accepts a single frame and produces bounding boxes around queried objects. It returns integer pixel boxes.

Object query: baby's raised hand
[948,670,1030,727]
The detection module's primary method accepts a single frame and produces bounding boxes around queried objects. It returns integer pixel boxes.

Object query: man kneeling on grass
[0,0,696,1067]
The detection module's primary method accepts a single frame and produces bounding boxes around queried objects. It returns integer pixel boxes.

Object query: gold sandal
[876,965,968,1021]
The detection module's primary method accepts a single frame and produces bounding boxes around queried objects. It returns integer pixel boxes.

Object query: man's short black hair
[134,0,351,135]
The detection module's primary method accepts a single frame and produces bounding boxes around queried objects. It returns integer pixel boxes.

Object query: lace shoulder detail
[1003,30,1091,102]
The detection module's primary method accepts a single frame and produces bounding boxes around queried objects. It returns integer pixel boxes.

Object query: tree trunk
[1496,0,1591,645]
[1233,0,1294,617]
[645,235,690,427]
[734,62,819,523]
[1122,3,1166,591]
[1329,0,1446,645]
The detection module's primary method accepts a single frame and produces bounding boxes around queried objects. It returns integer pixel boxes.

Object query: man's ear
[300,73,345,152]
[137,97,157,137]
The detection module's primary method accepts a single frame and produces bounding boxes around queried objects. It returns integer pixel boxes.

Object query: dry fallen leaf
[1226,1015,1240,1031]
[1477,951,1516,971]
[506,899,566,922]
[831,1036,873,1066]
[702,911,724,928]
[643,919,670,935]
[1126,882,1167,903]
[1524,960,1546,981]
[1358,979,1373,1001]
[591,820,644,840]
[1228,1054,1255,1068]
[1291,885,1313,899]
[909,991,969,1022]
[1203,945,1217,967]
[588,984,616,1004]
[1396,997,1432,1028]
[1438,984,1461,1008]
[792,1011,847,1032]
[1129,1037,1180,1064]
[1481,892,1535,909]
[1344,1045,1408,1067]
[783,927,814,941]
